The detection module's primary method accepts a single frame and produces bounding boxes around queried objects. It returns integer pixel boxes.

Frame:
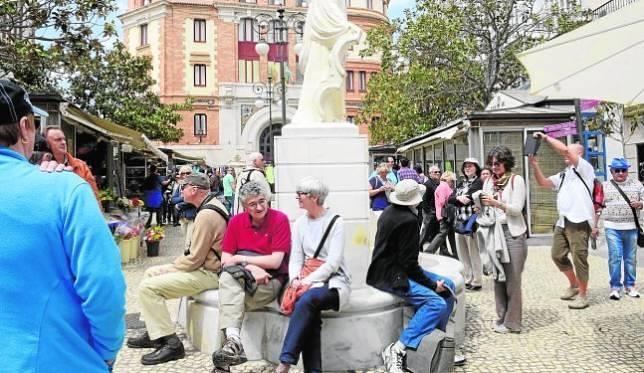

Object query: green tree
[0,1,188,142]
[0,0,117,88]
[358,0,589,144]
[67,43,187,142]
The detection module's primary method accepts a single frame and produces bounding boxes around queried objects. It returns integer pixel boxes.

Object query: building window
[268,0,284,5]
[346,71,354,91]
[194,64,207,86]
[359,71,367,91]
[139,24,148,46]
[367,0,373,9]
[142,0,151,5]
[238,60,260,83]
[347,116,354,124]
[345,0,351,7]
[194,19,206,42]
[194,114,207,136]
[238,18,258,42]
[296,0,308,7]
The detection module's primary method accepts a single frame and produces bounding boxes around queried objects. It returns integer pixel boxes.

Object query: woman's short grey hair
[296,177,329,206]
[239,180,271,202]
[247,152,263,166]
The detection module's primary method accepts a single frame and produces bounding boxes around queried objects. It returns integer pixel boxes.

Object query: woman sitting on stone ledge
[276,177,351,373]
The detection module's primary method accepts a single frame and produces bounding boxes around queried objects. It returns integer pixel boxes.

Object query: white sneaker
[493,323,509,334]
[381,343,407,373]
[626,288,641,298]
[609,290,621,300]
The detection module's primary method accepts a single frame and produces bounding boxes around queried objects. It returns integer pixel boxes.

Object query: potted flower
[144,226,165,257]
[99,189,115,211]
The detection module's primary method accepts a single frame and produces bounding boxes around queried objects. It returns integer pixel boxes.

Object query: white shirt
[548,157,595,228]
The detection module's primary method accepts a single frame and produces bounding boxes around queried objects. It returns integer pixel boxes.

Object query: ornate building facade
[120,0,388,165]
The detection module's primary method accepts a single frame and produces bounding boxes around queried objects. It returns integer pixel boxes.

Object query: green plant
[99,189,115,202]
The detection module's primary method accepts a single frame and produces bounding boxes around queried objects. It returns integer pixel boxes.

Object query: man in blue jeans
[367,180,457,373]
[601,157,643,300]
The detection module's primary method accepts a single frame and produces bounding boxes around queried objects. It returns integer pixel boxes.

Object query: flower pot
[118,240,129,264]
[146,240,160,257]
[128,238,139,261]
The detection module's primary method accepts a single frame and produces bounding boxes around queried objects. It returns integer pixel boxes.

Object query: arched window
[258,123,283,163]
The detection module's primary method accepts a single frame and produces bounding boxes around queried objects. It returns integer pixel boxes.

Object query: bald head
[568,143,584,156]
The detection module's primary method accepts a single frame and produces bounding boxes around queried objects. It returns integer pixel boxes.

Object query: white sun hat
[389,179,426,206]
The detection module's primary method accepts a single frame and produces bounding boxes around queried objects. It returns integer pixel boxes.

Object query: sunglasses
[612,169,628,174]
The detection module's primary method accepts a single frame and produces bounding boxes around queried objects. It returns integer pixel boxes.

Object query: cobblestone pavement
[115,225,643,372]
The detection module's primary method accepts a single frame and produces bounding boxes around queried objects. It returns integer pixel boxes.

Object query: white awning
[397,125,462,153]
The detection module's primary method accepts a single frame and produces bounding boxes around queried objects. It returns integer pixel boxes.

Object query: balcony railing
[592,0,639,19]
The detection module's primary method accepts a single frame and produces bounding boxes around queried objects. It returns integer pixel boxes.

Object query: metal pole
[268,76,273,158]
[278,9,287,127]
[574,98,583,143]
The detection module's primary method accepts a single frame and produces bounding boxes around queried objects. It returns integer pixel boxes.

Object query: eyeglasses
[431,171,441,174]
[296,191,310,197]
[180,183,195,191]
[179,172,191,176]
[613,169,628,174]
[246,198,268,210]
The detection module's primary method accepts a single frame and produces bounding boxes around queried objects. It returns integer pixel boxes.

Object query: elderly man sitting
[212,180,292,372]
[127,173,229,365]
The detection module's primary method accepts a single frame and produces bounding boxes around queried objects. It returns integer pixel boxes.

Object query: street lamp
[253,75,280,135]
[253,8,305,144]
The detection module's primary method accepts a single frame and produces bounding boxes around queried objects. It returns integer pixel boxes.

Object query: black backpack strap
[610,180,643,233]
[199,205,230,224]
[313,215,340,259]
[572,168,593,200]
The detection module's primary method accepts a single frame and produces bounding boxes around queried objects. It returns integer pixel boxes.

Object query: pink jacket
[434,181,452,220]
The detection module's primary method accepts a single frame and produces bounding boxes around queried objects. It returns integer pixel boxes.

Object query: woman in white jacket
[276,177,351,373]
[480,146,527,334]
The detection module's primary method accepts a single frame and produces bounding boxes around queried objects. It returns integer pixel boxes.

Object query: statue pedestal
[274,122,371,287]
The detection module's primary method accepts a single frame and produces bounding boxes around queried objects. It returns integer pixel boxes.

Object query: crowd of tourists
[0,79,640,373]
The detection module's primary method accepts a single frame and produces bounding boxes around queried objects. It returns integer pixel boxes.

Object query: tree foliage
[67,44,187,142]
[0,0,187,142]
[358,0,590,144]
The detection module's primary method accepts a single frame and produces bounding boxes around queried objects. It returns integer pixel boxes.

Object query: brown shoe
[568,295,589,309]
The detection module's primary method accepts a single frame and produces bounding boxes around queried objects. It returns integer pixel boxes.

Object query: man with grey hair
[233,152,270,215]
[420,165,441,250]
[127,173,228,365]
[212,181,291,372]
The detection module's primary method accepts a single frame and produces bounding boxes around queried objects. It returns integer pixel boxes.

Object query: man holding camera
[529,132,596,310]
[127,173,228,365]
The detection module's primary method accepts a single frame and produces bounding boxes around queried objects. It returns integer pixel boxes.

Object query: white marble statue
[292,0,364,124]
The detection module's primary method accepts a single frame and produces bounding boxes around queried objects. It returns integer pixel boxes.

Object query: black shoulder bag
[610,180,644,247]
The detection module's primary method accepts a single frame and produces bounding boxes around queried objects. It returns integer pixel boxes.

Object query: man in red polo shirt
[212,180,291,373]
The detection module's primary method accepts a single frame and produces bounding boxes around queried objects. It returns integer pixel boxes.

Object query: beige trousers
[456,233,483,287]
[138,264,219,340]
[218,271,282,330]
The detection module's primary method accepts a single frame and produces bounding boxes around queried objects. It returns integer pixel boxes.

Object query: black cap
[0,80,34,125]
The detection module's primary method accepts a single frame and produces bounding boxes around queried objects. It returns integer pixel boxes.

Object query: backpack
[184,194,229,256]
[559,170,604,212]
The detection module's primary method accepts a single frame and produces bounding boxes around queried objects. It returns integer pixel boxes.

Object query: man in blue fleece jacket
[0,79,126,372]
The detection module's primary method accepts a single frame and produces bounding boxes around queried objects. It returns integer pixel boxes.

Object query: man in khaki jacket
[127,173,228,366]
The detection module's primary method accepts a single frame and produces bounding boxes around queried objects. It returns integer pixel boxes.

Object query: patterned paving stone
[115,226,643,372]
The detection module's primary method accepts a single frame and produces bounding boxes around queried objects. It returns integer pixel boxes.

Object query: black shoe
[211,366,231,373]
[465,283,473,290]
[127,331,162,349]
[212,336,247,367]
[173,223,180,227]
[470,285,482,291]
[141,335,185,365]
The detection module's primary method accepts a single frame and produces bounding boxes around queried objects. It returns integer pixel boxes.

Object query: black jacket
[367,204,437,292]
[421,178,439,213]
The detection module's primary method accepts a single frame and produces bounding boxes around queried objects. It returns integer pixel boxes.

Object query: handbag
[280,215,340,315]
[610,180,644,247]
[455,213,478,235]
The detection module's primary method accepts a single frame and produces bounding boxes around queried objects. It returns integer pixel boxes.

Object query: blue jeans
[279,285,339,373]
[389,270,455,350]
[224,196,234,214]
[605,228,638,290]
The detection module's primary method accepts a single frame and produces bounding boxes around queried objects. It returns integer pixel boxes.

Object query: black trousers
[425,219,458,259]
